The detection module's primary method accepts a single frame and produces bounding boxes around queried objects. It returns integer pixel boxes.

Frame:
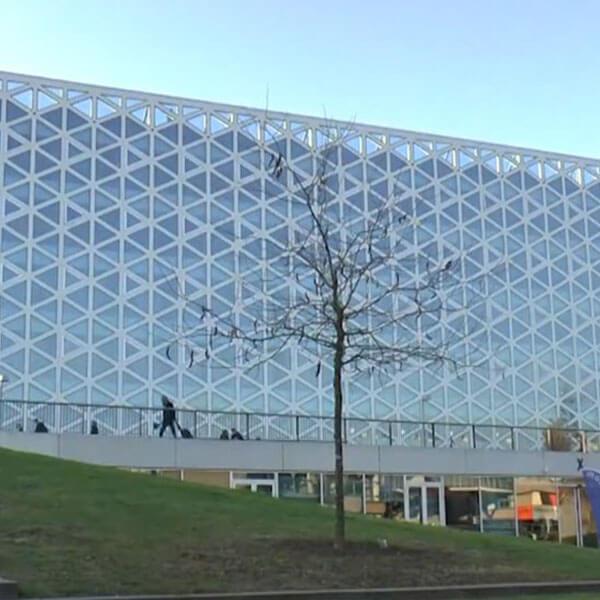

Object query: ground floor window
[365,474,404,519]
[323,474,363,513]
[516,477,559,541]
[445,476,480,531]
[481,477,515,536]
[278,472,320,502]
[134,468,598,548]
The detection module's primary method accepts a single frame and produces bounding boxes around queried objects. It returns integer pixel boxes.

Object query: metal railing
[0,398,596,453]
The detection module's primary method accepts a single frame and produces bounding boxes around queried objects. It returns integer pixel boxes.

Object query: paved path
[29,580,600,600]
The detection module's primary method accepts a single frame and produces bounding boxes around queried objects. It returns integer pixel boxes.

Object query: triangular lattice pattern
[1,71,600,433]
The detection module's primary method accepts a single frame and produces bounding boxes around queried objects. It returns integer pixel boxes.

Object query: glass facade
[145,468,596,547]
[2,72,600,433]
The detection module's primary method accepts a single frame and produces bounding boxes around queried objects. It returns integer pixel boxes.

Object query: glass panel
[516,478,559,542]
[323,474,363,513]
[445,475,480,531]
[232,472,274,480]
[580,487,599,548]
[365,474,404,519]
[278,473,320,502]
[481,477,515,536]
[426,487,441,525]
[255,484,273,496]
[408,487,422,522]
[558,486,578,545]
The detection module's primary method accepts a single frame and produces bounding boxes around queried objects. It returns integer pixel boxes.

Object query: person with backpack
[159,395,177,438]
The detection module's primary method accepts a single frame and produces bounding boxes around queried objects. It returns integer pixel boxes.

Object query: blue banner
[582,468,600,546]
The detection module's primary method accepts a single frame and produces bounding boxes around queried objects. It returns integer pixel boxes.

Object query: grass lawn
[1,448,600,598]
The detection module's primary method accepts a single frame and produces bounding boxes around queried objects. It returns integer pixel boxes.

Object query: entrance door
[232,478,276,497]
[426,486,442,525]
[405,476,445,525]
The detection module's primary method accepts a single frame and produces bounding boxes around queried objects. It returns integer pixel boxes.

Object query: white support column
[513,477,519,537]
[478,477,484,534]
[440,476,446,526]
[319,472,324,506]
[362,473,367,515]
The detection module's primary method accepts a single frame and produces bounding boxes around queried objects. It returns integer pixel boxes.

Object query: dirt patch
[170,538,541,591]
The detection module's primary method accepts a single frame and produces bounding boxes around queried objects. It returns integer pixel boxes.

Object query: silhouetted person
[34,418,48,433]
[231,428,244,441]
[16,424,23,432]
[90,420,99,435]
[219,429,230,440]
[159,395,177,438]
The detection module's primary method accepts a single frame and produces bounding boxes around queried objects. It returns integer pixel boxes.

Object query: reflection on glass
[408,486,423,522]
[278,473,320,502]
[323,474,363,513]
[516,478,558,541]
[558,485,577,545]
[481,477,515,536]
[445,476,480,531]
[365,474,405,519]
[579,486,599,548]
[426,487,441,525]
[232,472,274,480]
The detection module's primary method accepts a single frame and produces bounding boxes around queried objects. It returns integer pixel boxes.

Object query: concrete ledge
[0,577,17,600]
[31,581,600,600]
[3,430,600,478]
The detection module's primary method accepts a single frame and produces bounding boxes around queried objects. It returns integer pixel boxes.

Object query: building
[0,72,599,546]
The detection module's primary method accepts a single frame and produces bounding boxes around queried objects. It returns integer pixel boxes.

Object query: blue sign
[582,468,600,546]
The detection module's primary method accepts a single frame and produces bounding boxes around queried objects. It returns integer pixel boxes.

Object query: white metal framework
[1,71,600,433]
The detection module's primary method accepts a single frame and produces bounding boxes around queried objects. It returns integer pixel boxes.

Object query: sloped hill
[0,448,597,597]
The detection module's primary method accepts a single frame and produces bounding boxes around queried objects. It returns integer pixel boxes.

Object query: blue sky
[2,0,600,158]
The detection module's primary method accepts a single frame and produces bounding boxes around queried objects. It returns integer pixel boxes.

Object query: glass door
[405,476,445,525]
[426,486,442,525]
[408,486,423,523]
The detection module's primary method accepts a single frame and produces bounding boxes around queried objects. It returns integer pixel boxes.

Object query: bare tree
[171,124,470,548]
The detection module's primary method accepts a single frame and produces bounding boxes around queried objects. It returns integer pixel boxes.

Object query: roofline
[2,69,599,166]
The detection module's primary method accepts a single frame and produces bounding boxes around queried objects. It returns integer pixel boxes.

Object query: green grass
[1,448,600,598]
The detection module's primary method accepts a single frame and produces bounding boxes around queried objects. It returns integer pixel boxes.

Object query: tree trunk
[333,332,345,549]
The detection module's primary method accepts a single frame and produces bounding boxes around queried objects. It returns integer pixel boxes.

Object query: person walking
[90,420,99,435]
[159,395,177,438]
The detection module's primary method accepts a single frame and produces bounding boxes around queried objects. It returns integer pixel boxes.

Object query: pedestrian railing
[0,398,594,453]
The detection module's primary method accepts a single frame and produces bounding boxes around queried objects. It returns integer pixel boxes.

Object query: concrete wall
[0,431,596,478]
